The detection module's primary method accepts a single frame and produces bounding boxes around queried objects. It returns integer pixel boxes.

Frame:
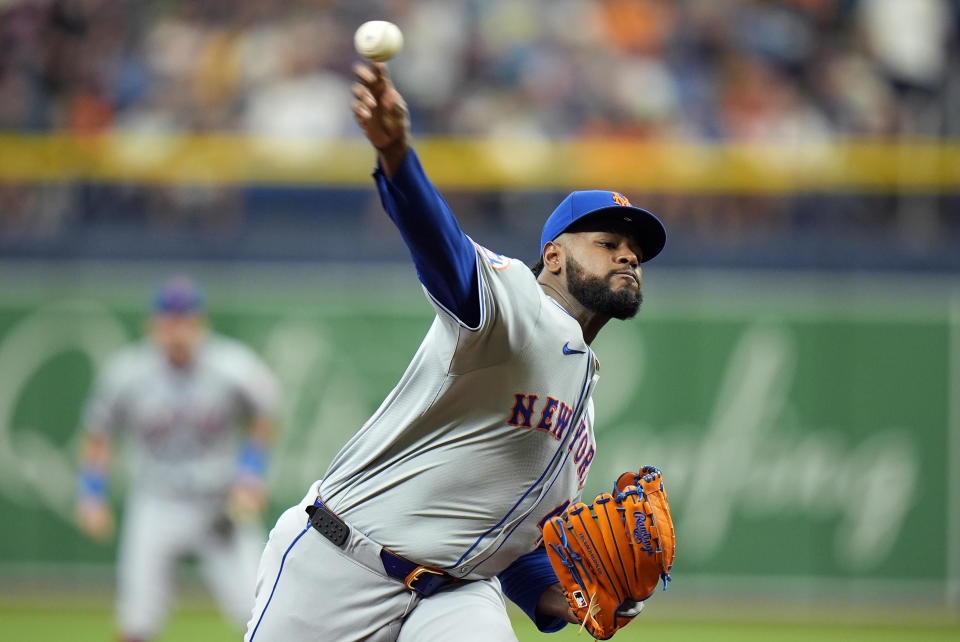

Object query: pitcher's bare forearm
[352,62,410,178]
[376,136,411,179]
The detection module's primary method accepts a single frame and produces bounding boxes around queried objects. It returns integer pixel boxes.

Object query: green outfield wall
[0,265,956,602]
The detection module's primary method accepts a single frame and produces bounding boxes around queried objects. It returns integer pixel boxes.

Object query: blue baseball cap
[540,190,666,263]
[152,276,204,315]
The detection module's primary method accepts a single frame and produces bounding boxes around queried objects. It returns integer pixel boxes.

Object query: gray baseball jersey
[85,333,280,496]
[318,243,599,579]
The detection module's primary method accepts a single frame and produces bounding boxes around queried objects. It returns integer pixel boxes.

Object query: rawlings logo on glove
[543,466,676,640]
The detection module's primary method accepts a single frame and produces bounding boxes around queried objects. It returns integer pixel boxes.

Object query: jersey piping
[453,349,595,570]
[461,348,596,575]
[422,255,487,332]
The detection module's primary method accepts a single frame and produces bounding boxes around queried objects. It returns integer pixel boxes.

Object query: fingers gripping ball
[354,20,404,62]
[543,466,676,639]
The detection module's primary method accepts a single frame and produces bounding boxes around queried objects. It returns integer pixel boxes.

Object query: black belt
[305,498,464,598]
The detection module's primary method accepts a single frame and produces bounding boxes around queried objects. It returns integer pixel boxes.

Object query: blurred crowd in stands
[0,0,958,269]
[2,0,958,138]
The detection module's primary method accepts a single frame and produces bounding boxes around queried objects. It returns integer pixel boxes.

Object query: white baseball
[354,21,404,62]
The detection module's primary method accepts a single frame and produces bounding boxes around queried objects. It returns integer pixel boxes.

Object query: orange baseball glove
[542,466,675,640]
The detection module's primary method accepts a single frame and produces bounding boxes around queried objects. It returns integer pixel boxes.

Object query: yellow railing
[1,134,959,192]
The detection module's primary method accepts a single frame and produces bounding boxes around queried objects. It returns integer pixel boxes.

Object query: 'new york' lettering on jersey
[507,394,592,489]
[317,243,598,579]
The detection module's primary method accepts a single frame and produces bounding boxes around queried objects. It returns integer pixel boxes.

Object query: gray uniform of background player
[86,334,279,638]
[246,244,600,641]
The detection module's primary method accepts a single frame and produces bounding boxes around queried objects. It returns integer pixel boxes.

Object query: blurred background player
[75,276,281,642]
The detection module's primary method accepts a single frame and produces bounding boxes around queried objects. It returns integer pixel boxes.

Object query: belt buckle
[404,565,445,591]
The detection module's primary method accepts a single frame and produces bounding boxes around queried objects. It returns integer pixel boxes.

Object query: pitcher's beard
[566,257,642,319]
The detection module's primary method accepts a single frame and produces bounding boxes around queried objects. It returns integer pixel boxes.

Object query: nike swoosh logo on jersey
[563,342,586,355]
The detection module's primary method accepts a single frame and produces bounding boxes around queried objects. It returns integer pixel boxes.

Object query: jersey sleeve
[83,351,135,437]
[374,149,481,328]
[224,342,281,420]
[373,147,544,372]
[434,243,544,374]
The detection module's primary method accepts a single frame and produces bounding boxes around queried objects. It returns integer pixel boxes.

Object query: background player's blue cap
[152,276,204,315]
[540,190,666,263]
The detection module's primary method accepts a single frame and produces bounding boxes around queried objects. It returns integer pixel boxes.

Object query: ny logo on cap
[612,192,631,207]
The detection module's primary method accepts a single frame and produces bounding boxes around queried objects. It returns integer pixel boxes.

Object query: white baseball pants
[244,481,518,642]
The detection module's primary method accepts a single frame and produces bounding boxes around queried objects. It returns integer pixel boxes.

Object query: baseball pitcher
[245,62,674,641]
